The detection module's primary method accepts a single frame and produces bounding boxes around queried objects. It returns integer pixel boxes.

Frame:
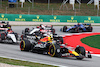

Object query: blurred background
[0,0,99,16]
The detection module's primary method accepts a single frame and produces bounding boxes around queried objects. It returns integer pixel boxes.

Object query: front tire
[51,28,55,34]
[75,46,86,60]
[0,33,5,40]
[88,27,93,32]
[49,44,62,57]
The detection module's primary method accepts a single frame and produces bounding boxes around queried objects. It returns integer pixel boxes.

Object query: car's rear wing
[45,25,53,27]
[0,21,9,24]
[82,23,91,26]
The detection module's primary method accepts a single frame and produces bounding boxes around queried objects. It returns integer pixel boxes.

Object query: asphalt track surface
[0,26,100,67]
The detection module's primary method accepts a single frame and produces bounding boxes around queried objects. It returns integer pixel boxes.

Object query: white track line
[0,56,68,67]
[92,54,100,57]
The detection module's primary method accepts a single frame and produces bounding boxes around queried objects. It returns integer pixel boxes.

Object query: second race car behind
[60,23,93,33]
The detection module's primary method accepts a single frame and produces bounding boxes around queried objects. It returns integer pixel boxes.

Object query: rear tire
[20,39,31,51]
[0,33,5,40]
[51,28,55,34]
[63,26,67,32]
[88,27,93,32]
[25,28,29,34]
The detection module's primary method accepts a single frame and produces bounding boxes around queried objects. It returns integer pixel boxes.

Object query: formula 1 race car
[0,24,18,43]
[22,24,55,35]
[60,23,93,33]
[21,24,56,40]
[20,35,92,60]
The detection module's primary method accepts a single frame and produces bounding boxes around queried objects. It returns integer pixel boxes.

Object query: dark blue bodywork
[60,23,92,33]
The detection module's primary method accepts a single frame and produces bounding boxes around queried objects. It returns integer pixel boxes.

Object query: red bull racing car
[20,34,92,60]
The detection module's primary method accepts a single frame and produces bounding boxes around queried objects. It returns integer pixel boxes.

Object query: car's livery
[20,34,92,60]
[21,24,56,40]
[60,23,93,33]
[0,21,18,43]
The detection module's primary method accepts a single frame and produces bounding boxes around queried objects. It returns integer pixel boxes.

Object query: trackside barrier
[0,13,100,23]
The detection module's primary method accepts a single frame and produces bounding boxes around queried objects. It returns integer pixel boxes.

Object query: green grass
[0,57,57,67]
[81,35,100,49]
[0,1,100,16]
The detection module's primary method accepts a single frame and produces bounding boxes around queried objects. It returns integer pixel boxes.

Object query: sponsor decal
[0,14,8,21]
[50,16,60,22]
[84,17,94,23]
[32,15,43,22]
[67,16,77,23]
[15,15,25,21]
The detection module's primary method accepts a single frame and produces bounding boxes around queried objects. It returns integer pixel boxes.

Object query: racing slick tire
[20,39,31,51]
[0,33,5,40]
[75,46,86,60]
[25,28,30,34]
[76,28,82,33]
[87,27,93,32]
[51,29,55,34]
[49,44,62,57]
[63,26,67,32]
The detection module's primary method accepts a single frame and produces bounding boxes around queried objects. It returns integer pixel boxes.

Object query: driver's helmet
[7,25,11,29]
[7,27,12,34]
[77,23,80,25]
[48,34,53,43]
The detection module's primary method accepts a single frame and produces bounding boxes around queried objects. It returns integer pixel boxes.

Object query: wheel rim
[20,40,25,51]
[49,45,55,57]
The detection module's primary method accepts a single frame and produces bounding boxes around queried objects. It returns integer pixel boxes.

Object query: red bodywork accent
[40,36,48,42]
[21,35,23,40]
[7,30,14,34]
[0,28,8,30]
[40,29,51,33]
[36,26,40,28]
